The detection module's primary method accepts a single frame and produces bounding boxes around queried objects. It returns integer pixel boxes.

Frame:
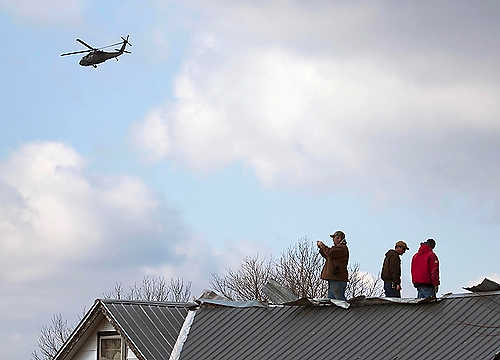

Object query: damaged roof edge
[463,278,500,293]
[195,298,268,308]
[169,310,197,360]
[195,290,500,310]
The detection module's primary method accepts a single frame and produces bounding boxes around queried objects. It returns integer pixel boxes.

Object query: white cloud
[132,110,171,162]
[135,46,500,190]
[0,140,264,293]
[0,142,172,283]
[135,1,500,213]
[0,0,84,23]
[1,141,267,359]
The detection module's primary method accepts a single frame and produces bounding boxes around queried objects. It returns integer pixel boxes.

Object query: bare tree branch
[210,254,274,301]
[345,263,384,299]
[274,237,327,298]
[32,314,73,360]
[211,238,382,301]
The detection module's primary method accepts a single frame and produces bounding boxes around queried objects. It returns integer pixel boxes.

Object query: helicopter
[61,35,132,68]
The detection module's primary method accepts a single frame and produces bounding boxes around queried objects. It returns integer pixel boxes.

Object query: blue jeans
[328,280,347,301]
[384,281,401,298]
[417,286,436,299]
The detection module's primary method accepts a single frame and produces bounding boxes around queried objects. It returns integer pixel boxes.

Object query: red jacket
[411,243,440,287]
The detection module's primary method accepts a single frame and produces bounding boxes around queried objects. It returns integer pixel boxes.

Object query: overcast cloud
[0,142,258,359]
[134,1,500,217]
[0,0,85,23]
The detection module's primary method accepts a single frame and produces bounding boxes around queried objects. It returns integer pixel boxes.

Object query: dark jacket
[381,249,401,285]
[318,243,349,282]
[411,243,440,287]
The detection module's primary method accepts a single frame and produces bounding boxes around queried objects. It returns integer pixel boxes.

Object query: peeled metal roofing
[465,278,500,293]
[179,292,500,360]
[262,279,298,303]
[100,299,193,360]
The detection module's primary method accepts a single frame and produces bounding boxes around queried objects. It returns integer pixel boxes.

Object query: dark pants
[417,286,436,298]
[328,280,347,301]
[384,281,401,298]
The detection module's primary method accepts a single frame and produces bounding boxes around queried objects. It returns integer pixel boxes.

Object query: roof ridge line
[98,298,197,307]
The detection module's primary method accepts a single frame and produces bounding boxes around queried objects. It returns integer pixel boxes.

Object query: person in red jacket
[411,239,440,298]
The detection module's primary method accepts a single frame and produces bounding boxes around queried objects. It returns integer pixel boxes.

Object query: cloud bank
[0,0,85,23]
[134,1,500,214]
[0,141,261,359]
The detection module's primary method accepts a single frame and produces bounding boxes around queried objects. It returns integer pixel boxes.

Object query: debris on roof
[262,279,298,303]
[196,298,268,308]
[197,289,227,300]
[195,289,268,308]
[464,278,500,293]
[283,297,350,309]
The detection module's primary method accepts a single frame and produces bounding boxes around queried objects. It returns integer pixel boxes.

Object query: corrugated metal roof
[464,278,500,293]
[179,293,500,360]
[100,299,193,360]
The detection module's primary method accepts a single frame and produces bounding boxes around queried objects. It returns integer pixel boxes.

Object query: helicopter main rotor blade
[76,38,96,50]
[60,49,92,56]
[98,42,123,50]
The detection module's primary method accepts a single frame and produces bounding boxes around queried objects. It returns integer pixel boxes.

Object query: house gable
[54,299,194,360]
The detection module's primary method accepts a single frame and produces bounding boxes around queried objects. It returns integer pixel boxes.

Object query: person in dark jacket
[317,230,349,301]
[381,240,409,298]
[411,239,440,298]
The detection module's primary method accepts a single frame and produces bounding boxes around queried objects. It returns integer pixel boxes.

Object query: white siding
[72,318,119,360]
[126,348,138,360]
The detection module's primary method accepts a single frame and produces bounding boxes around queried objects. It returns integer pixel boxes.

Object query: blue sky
[1,1,500,359]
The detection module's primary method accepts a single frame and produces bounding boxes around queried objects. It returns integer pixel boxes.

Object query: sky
[1,1,500,358]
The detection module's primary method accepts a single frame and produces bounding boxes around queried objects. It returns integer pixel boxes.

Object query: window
[98,332,123,360]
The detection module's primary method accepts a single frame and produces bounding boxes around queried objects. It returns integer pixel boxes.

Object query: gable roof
[101,299,192,360]
[179,292,500,360]
[54,299,195,360]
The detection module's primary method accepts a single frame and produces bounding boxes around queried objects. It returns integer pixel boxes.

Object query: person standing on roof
[381,241,409,298]
[317,231,349,301]
[411,239,440,298]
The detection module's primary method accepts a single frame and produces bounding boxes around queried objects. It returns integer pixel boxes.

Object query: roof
[54,299,195,360]
[179,292,500,360]
[101,299,193,360]
[464,278,500,292]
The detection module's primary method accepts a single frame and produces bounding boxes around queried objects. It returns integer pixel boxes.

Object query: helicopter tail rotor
[121,35,132,47]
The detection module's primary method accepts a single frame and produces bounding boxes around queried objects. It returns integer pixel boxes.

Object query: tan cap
[395,240,409,250]
[329,231,345,240]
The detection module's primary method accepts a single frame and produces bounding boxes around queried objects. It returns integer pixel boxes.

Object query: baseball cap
[426,238,436,249]
[395,240,409,250]
[329,231,345,240]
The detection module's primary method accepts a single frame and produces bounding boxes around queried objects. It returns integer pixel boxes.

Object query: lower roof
[179,292,500,360]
